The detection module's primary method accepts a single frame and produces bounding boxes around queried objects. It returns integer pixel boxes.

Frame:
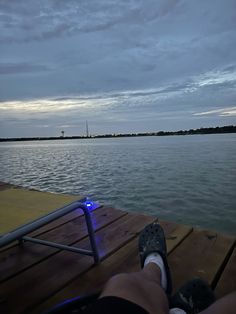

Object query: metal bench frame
[0,199,100,264]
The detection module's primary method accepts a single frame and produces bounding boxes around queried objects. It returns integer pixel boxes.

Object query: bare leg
[100,262,169,314]
[199,291,236,314]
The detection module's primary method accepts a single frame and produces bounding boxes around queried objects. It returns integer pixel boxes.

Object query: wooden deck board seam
[32,222,191,313]
[29,235,143,314]
[99,217,159,262]
[0,209,86,254]
[0,249,60,285]
[31,208,99,238]
[0,208,96,253]
[28,263,99,314]
[32,207,128,238]
[0,211,129,284]
[167,227,193,255]
[2,214,155,313]
[211,238,236,290]
[30,236,144,314]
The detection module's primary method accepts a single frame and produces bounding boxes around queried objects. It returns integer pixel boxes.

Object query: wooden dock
[0,183,235,314]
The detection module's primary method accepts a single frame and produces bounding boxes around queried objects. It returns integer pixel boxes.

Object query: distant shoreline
[0,125,235,142]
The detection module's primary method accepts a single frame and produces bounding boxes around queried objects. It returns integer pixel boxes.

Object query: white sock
[144,252,167,291]
[169,308,187,314]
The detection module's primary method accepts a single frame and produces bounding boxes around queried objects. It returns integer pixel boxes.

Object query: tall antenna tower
[86,120,89,137]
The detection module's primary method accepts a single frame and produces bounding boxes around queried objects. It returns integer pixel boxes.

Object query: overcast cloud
[0,0,236,137]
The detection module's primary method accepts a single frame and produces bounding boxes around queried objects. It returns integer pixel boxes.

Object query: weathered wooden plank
[0,213,156,314]
[0,207,126,283]
[214,244,236,298]
[168,229,235,294]
[28,206,108,239]
[34,222,192,314]
[156,220,194,255]
[29,208,85,236]
[0,205,106,253]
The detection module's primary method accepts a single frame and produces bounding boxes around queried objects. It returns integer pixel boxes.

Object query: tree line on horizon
[0,125,236,142]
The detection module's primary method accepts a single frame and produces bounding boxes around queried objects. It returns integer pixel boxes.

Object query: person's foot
[138,222,172,295]
[170,278,215,314]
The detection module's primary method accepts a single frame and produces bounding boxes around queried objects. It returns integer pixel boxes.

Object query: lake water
[0,134,235,235]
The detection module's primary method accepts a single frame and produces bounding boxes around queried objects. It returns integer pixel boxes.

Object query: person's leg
[199,291,236,314]
[99,222,172,314]
[100,262,169,314]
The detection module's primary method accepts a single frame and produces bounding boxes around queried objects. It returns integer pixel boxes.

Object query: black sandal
[170,278,215,314]
[138,222,172,295]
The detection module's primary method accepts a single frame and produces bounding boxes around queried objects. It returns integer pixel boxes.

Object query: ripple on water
[0,135,236,234]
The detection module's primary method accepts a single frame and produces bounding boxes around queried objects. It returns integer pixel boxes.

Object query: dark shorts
[83,296,148,314]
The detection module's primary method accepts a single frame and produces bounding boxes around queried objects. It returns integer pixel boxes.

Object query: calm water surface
[0,134,235,234]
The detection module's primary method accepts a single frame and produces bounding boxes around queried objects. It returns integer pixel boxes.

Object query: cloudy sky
[0,0,236,137]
